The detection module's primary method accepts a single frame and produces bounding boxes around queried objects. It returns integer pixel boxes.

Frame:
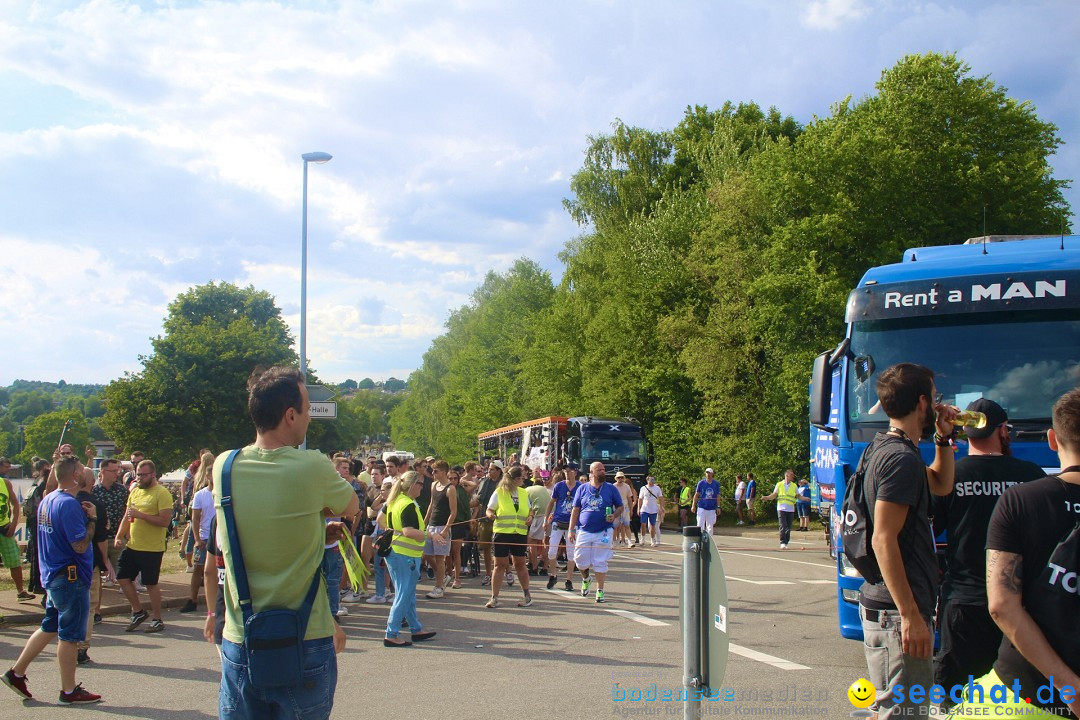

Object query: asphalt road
[0,530,867,719]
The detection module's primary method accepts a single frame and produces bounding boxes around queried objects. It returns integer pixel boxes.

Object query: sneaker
[58,683,101,704]
[125,610,149,632]
[451,580,462,589]
[481,575,491,586]
[179,599,198,613]
[517,594,533,607]
[93,614,102,626]
[444,574,453,586]
[366,595,386,604]
[335,606,349,617]
[780,543,788,550]
[650,541,658,547]
[506,572,514,587]
[425,587,444,599]
[425,566,434,580]
[143,618,165,633]
[546,575,557,590]
[135,583,148,593]
[595,589,606,603]
[581,578,591,597]
[564,580,574,592]
[484,597,499,609]
[2,669,31,699]
[16,591,35,601]
[736,520,745,526]
[76,649,91,665]
[538,567,548,576]
[341,591,365,604]
[185,566,194,574]
[628,541,636,548]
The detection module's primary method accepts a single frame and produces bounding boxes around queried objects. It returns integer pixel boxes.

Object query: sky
[1,0,1077,387]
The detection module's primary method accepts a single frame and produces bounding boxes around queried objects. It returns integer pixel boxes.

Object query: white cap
[381,478,393,488]
[491,460,504,469]
[705,467,714,474]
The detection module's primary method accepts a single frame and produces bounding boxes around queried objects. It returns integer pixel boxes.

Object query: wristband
[933,433,953,447]
[207,611,215,618]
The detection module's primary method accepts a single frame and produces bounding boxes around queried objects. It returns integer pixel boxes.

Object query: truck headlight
[839,552,863,579]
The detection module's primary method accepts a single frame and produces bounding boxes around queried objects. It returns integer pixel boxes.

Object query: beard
[921,402,938,440]
[1000,432,1012,456]
[138,476,154,489]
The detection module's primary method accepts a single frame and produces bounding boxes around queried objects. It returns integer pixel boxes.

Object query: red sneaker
[59,683,101,704]
[2,669,31,699]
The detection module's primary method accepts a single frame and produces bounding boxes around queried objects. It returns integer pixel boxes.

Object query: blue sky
[1,0,1077,386]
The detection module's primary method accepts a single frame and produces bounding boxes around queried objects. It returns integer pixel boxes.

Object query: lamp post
[300,151,332,449]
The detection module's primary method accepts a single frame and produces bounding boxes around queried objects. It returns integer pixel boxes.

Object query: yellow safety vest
[492,487,530,535]
[679,486,692,507]
[776,482,799,506]
[387,495,426,558]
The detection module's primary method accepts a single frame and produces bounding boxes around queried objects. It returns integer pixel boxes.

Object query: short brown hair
[432,459,450,473]
[464,461,478,473]
[876,363,935,419]
[1052,386,1080,450]
[137,459,157,475]
[99,458,120,471]
[248,366,304,433]
[54,456,80,484]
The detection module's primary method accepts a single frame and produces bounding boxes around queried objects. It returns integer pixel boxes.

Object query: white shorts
[548,524,575,559]
[573,528,613,573]
[696,508,716,532]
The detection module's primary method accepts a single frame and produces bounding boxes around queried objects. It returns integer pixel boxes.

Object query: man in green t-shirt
[213,367,358,720]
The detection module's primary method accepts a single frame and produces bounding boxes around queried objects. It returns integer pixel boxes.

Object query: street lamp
[300,151,332,449]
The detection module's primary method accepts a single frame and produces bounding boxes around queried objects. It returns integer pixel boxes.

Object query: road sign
[310,401,337,419]
[306,384,336,402]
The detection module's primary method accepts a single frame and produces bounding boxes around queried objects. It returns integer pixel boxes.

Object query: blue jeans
[320,549,342,616]
[385,551,421,639]
[220,637,336,720]
[41,574,90,643]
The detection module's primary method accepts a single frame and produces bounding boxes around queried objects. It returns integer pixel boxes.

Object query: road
[0,530,867,718]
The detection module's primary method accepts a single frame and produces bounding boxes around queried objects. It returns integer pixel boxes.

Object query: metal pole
[299,158,309,450]
[682,525,702,720]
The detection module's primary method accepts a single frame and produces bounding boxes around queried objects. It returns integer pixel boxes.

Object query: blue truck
[808,234,1080,640]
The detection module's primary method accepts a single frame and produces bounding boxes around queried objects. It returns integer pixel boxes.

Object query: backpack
[840,437,884,584]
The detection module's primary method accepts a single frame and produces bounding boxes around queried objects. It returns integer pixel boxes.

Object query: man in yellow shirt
[114,459,173,633]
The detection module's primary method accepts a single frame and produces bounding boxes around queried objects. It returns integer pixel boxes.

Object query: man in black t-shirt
[932,399,1045,701]
[75,471,110,665]
[859,363,957,720]
[973,388,1080,719]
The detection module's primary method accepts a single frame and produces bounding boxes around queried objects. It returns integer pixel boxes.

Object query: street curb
[2,595,194,627]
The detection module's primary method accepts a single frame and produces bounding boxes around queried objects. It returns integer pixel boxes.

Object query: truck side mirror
[810,351,835,430]
[567,437,580,462]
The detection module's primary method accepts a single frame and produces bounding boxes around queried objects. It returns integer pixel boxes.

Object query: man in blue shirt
[544,466,582,592]
[569,462,623,603]
[692,467,720,536]
[3,456,101,704]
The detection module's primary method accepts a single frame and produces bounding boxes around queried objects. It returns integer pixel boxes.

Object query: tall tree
[101,282,296,470]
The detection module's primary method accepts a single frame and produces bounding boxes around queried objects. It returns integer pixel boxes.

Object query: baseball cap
[566,462,579,471]
[965,398,1009,440]
[705,467,714,474]
[491,460,504,469]
[381,478,393,488]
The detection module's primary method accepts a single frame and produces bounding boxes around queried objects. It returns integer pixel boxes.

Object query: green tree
[358,378,375,390]
[19,410,90,465]
[101,282,296,470]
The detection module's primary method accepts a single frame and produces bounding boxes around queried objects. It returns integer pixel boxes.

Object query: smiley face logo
[847,678,876,709]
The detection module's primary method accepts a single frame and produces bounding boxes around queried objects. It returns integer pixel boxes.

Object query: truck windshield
[583,434,647,462]
[847,309,1080,425]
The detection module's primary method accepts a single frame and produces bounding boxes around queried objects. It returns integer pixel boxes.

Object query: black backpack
[840,437,884,584]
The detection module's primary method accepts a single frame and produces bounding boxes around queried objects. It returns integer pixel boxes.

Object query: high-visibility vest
[776,481,798,506]
[0,479,9,521]
[679,486,692,507]
[492,487,530,535]
[387,494,425,558]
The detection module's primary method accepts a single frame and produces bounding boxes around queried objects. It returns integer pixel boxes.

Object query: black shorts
[117,548,165,586]
[450,523,468,541]
[493,532,527,558]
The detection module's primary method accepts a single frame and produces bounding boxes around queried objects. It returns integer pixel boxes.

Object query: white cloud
[803,0,869,30]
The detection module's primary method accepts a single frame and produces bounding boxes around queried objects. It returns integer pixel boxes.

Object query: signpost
[681,526,729,719]
[306,384,337,421]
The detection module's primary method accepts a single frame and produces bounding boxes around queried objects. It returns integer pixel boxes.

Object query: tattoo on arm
[991,551,1024,595]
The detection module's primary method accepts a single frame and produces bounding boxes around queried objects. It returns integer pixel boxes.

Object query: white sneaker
[185,566,194,574]
[366,595,386,604]
[506,572,514,587]
[628,541,636,548]
[342,591,365,604]
[780,543,788,549]
[335,606,349,617]
[425,587,445,599]
[736,521,745,526]
[650,541,658,547]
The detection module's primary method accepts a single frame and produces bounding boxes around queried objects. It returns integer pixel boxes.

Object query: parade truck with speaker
[478,416,651,486]
[808,235,1080,640]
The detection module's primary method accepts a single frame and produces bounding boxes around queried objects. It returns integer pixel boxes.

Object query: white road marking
[729,643,811,670]
[725,576,794,585]
[656,548,834,570]
[800,579,835,584]
[543,588,671,626]
[613,554,679,567]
